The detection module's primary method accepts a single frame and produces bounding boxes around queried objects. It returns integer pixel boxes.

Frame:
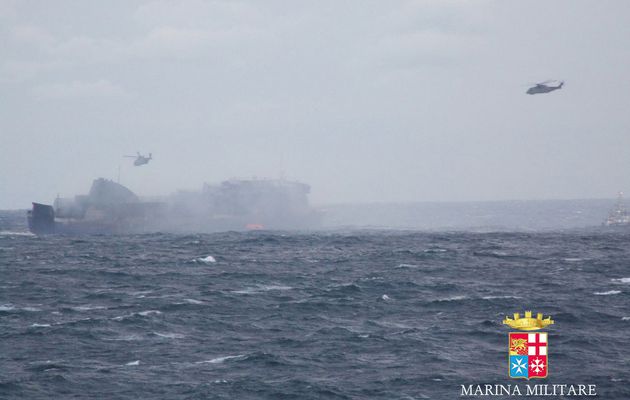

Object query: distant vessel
[27,177,321,234]
[603,192,630,226]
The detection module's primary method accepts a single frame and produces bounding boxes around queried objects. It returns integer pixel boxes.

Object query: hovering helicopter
[124,152,152,166]
[526,80,564,95]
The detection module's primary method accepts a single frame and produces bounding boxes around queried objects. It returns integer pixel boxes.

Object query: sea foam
[195,354,247,364]
[594,290,621,296]
[195,255,216,263]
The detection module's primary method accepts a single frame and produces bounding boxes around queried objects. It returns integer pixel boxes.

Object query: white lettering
[512,385,521,396]
[526,384,540,396]
[458,383,597,397]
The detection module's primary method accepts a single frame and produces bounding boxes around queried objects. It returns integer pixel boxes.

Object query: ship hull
[27,178,321,235]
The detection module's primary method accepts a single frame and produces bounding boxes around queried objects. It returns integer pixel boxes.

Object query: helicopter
[526,80,564,95]
[124,152,152,166]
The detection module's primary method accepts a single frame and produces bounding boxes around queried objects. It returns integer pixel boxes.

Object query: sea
[1,210,629,399]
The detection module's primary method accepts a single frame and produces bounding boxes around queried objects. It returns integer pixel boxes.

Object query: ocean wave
[103,334,143,341]
[325,283,361,292]
[70,305,107,311]
[612,277,630,284]
[0,305,44,313]
[359,276,384,281]
[424,248,448,253]
[434,295,469,302]
[232,285,292,294]
[193,255,216,263]
[113,310,162,321]
[472,250,536,260]
[138,310,162,316]
[395,263,419,268]
[125,360,140,366]
[128,290,153,298]
[3,230,630,399]
[152,332,185,339]
[26,361,69,372]
[594,290,621,296]
[30,323,52,328]
[0,231,34,236]
[195,354,247,364]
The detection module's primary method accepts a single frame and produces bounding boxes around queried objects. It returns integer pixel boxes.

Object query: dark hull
[27,178,321,235]
[26,204,321,235]
[27,203,55,234]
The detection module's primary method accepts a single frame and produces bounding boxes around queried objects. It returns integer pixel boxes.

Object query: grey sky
[2,0,630,209]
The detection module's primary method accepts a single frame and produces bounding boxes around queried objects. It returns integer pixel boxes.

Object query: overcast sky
[2,0,630,208]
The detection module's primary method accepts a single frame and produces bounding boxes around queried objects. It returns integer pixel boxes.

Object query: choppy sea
[1,227,629,398]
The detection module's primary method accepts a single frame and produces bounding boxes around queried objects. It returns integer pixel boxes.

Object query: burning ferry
[27,177,321,234]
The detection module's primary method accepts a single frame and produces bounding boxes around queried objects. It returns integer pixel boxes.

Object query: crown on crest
[502,311,554,331]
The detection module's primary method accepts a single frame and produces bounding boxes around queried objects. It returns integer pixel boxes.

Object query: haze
[2,0,630,209]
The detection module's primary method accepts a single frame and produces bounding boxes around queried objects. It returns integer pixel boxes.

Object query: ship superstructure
[603,192,630,226]
[27,177,320,234]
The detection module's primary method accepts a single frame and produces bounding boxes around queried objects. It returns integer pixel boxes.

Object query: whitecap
[71,305,106,311]
[138,310,162,316]
[232,288,257,294]
[612,277,630,284]
[359,276,384,281]
[382,294,391,301]
[374,321,412,329]
[482,295,523,300]
[260,285,292,291]
[153,332,185,339]
[104,334,143,342]
[424,248,447,253]
[0,304,15,311]
[22,307,41,312]
[184,298,203,304]
[113,310,162,321]
[0,231,35,236]
[125,360,140,366]
[563,258,583,262]
[435,295,468,302]
[594,290,621,296]
[395,263,419,268]
[129,290,153,297]
[30,323,51,327]
[232,285,292,294]
[622,317,630,321]
[195,255,216,263]
[195,354,247,364]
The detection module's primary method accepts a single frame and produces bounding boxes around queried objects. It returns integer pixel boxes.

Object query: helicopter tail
[558,81,564,88]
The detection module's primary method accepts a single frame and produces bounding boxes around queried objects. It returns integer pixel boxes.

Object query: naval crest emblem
[503,311,553,379]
